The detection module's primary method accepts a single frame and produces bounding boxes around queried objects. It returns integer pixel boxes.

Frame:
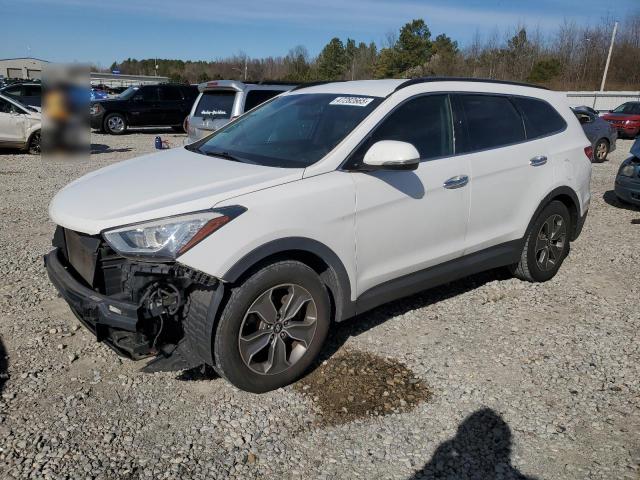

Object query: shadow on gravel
[175,364,218,381]
[0,337,8,395]
[90,144,132,155]
[603,190,639,211]
[408,408,537,480]
[321,268,512,363]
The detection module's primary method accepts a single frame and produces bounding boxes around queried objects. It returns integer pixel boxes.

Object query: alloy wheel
[238,284,318,375]
[535,214,566,271]
[595,141,608,161]
[107,116,125,133]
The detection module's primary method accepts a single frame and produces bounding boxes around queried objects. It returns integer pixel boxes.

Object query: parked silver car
[572,106,617,162]
[185,81,296,143]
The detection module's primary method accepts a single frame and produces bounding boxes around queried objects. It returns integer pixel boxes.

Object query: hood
[49,147,303,234]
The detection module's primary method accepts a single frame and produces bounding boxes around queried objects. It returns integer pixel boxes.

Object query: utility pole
[244,57,248,81]
[600,21,618,92]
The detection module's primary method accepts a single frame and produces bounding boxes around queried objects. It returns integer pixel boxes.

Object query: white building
[0,57,49,80]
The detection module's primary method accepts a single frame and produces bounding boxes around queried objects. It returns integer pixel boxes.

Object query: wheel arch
[528,186,581,241]
[222,237,355,323]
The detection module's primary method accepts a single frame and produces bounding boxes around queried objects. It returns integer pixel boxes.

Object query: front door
[349,94,471,297]
[0,98,26,144]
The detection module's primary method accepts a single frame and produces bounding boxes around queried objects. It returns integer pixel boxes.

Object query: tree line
[107,14,640,90]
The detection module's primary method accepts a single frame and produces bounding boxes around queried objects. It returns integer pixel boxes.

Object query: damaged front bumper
[45,249,151,359]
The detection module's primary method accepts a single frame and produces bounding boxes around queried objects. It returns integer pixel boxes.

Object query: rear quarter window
[194,91,236,119]
[512,96,567,139]
[244,90,283,111]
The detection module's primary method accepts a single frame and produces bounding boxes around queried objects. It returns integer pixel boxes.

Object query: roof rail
[394,77,548,92]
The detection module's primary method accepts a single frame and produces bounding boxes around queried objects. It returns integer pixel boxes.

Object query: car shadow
[407,408,538,480]
[603,190,639,211]
[0,336,8,395]
[318,267,512,365]
[90,144,132,155]
[172,267,511,383]
[92,127,180,136]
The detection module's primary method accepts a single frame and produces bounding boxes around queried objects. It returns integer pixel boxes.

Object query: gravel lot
[0,130,638,480]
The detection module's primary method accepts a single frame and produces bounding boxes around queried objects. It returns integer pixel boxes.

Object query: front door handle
[530,155,548,166]
[443,175,469,189]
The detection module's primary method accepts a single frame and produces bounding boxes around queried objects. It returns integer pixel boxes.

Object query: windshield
[192,93,382,168]
[118,86,140,100]
[612,102,640,114]
[194,91,236,119]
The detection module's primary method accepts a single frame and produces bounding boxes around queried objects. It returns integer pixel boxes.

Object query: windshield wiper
[201,150,244,162]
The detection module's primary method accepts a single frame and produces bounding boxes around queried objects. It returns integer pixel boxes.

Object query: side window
[512,96,566,139]
[455,94,525,153]
[139,87,159,102]
[0,98,15,113]
[159,86,182,101]
[351,94,453,165]
[244,90,283,111]
[23,85,41,97]
[3,86,21,97]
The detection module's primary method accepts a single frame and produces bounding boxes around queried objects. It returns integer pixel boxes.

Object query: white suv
[46,79,592,393]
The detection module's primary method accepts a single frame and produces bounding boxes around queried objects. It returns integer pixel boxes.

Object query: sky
[1,0,638,67]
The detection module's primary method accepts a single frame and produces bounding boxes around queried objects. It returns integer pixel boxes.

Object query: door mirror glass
[362,140,420,171]
[577,113,592,125]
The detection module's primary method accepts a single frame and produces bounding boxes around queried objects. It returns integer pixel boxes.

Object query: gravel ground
[0,130,638,480]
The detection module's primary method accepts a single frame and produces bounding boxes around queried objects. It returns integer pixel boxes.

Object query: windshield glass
[118,86,139,100]
[194,91,236,119]
[613,102,640,114]
[192,93,382,168]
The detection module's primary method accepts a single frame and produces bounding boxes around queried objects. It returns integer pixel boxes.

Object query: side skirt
[350,239,523,319]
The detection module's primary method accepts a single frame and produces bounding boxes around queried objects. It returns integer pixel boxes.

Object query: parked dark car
[602,102,640,139]
[0,82,42,109]
[572,106,617,162]
[614,138,640,206]
[90,84,198,134]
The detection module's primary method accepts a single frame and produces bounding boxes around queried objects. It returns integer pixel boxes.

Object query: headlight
[89,104,101,115]
[103,207,245,260]
[620,164,636,177]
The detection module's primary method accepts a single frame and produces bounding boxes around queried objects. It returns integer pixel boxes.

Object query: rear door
[157,85,185,125]
[456,94,562,254]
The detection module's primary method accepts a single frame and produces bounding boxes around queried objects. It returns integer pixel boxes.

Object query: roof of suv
[289,78,550,98]
[197,80,296,93]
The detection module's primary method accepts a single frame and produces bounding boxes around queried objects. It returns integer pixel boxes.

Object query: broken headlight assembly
[103,206,246,261]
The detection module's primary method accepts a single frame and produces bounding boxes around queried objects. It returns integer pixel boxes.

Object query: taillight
[584,146,593,161]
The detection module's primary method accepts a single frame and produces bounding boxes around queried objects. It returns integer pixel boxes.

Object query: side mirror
[578,115,592,125]
[363,140,420,171]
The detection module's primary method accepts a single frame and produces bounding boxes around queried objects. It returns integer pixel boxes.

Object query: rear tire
[213,261,330,393]
[511,201,571,282]
[593,138,609,162]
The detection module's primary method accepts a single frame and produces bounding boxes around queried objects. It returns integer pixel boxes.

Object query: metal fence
[565,91,640,112]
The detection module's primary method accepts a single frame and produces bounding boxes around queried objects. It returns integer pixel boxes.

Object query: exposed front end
[45,227,216,360]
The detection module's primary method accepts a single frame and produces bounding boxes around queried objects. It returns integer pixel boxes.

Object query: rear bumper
[44,249,150,358]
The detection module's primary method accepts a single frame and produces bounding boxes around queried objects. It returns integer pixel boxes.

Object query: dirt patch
[295,349,431,427]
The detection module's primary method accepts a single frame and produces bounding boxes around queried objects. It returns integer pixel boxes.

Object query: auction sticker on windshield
[329,96,375,107]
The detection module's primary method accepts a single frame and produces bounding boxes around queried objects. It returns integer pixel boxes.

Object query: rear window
[455,94,525,153]
[244,90,283,111]
[194,91,236,119]
[512,96,566,139]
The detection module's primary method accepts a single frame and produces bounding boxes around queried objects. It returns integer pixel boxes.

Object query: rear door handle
[443,175,469,189]
[530,155,548,167]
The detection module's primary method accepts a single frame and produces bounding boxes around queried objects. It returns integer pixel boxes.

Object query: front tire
[27,130,41,155]
[103,113,127,135]
[214,261,330,393]
[593,138,609,162]
[511,201,571,282]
